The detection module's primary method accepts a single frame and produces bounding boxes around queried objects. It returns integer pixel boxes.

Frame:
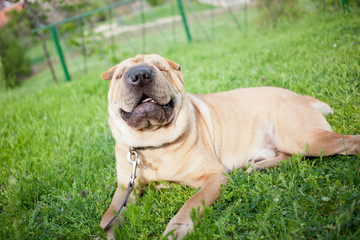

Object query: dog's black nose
[126,65,153,87]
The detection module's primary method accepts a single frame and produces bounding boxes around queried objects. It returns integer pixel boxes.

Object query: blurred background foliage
[255,0,302,27]
[0,0,359,89]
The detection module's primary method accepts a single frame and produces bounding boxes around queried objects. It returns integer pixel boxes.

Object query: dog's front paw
[163,221,193,240]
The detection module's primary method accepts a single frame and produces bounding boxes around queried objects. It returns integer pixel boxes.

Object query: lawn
[1,7,360,240]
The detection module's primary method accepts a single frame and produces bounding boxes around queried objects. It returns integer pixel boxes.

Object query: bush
[0,30,31,88]
[146,0,164,7]
[0,8,31,89]
[0,58,5,90]
[256,0,302,27]
[310,0,360,11]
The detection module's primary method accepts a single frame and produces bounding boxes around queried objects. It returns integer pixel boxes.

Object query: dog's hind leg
[247,130,360,174]
[246,152,291,174]
[275,95,360,158]
[277,129,360,157]
[304,130,360,156]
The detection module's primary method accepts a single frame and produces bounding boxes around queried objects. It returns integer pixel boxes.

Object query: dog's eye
[152,60,171,72]
[164,59,181,72]
[156,65,167,72]
[115,68,126,80]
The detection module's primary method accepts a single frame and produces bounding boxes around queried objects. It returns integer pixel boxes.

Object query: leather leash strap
[92,182,135,240]
[102,181,135,232]
[94,148,140,239]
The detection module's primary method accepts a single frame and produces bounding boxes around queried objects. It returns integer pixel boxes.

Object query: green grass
[1,8,360,240]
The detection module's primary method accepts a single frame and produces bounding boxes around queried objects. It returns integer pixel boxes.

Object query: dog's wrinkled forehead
[103,54,184,94]
[115,54,182,80]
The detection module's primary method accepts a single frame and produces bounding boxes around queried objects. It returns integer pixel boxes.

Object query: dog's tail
[305,96,334,116]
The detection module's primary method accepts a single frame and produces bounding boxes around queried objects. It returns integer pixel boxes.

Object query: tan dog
[99,54,360,239]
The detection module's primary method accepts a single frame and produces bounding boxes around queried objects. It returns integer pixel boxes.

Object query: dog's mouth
[120,94,174,130]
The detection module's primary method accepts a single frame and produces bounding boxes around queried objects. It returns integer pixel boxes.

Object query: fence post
[177,0,192,43]
[50,26,71,81]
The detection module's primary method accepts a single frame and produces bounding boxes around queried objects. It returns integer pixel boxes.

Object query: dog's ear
[165,58,181,72]
[101,65,118,80]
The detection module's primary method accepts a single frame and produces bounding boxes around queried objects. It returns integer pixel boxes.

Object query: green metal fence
[32,0,249,82]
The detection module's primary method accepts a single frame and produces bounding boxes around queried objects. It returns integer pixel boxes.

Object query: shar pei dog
[99,54,360,239]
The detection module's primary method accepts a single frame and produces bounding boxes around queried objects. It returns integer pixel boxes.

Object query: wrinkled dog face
[102,54,184,130]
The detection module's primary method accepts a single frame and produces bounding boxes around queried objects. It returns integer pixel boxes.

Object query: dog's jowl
[99,54,360,239]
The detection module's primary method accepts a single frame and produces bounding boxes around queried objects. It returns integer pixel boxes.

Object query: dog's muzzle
[119,65,175,130]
